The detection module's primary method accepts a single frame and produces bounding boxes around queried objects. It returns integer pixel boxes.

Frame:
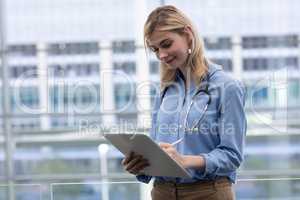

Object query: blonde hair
[144,5,208,91]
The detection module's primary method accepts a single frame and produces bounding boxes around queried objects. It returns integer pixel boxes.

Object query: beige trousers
[151,177,235,200]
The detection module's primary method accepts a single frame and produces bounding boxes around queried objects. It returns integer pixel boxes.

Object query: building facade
[1,0,300,199]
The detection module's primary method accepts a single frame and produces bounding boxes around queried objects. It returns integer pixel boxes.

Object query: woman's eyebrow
[159,39,170,45]
[148,38,169,48]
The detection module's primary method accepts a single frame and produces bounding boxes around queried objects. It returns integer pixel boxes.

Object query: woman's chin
[165,62,178,69]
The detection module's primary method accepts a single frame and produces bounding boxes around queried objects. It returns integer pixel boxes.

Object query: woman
[122,5,246,200]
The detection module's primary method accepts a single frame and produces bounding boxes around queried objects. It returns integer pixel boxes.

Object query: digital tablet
[104,133,191,178]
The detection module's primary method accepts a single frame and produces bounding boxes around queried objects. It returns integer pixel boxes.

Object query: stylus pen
[171,137,183,146]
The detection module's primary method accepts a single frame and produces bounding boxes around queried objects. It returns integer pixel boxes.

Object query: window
[150,61,159,74]
[76,63,99,76]
[50,85,100,113]
[113,62,136,74]
[150,83,159,107]
[10,65,38,78]
[49,63,99,77]
[49,85,69,113]
[286,57,299,69]
[11,87,39,113]
[243,57,298,71]
[253,87,268,104]
[72,85,100,106]
[19,87,39,108]
[288,80,300,106]
[242,35,299,49]
[8,44,37,57]
[114,83,136,111]
[11,119,40,131]
[204,37,232,50]
[245,85,269,107]
[211,58,232,71]
[112,40,135,54]
[48,42,99,55]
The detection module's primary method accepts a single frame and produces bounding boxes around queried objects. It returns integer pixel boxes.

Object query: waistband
[153,177,231,188]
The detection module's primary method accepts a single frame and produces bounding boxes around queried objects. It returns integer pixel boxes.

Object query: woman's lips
[165,57,176,64]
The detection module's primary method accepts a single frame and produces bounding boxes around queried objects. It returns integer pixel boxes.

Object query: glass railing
[1,179,300,200]
[0,181,143,200]
[235,178,300,199]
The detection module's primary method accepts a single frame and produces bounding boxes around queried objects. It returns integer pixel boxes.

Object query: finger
[163,148,176,157]
[122,151,134,165]
[161,145,175,153]
[125,155,143,171]
[159,142,172,148]
[129,159,149,174]
[129,159,150,174]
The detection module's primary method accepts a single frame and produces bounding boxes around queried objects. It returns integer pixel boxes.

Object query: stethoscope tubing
[183,97,210,132]
[157,87,211,135]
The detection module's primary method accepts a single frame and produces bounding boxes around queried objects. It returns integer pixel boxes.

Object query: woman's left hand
[159,142,186,168]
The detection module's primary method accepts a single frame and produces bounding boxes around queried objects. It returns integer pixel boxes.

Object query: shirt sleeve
[135,92,161,183]
[201,79,247,177]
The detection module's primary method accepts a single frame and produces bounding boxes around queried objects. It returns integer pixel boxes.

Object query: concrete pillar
[99,40,116,126]
[0,0,15,198]
[135,0,153,199]
[232,35,243,80]
[37,42,50,130]
[274,67,288,130]
[98,144,109,200]
[135,0,151,130]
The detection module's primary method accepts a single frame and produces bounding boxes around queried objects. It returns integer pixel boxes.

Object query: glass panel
[243,57,298,71]
[15,184,42,200]
[0,185,7,200]
[113,62,136,75]
[204,37,232,50]
[51,182,140,200]
[49,63,100,78]
[236,179,300,199]
[0,89,2,132]
[9,65,38,79]
[49,84,100,114]
[112,40,135,54]
[10,86,39,114]
[288,80,300,106]
[48,42,99,55]
[8,44,37,57]
[211,58,233,71]
[114,83,136,112]
[149,61,159,74]
[15,144,101,175]
[242,35,299,49]
[150,82,159,107]
[242,135,300,171]
[0,145,5,177]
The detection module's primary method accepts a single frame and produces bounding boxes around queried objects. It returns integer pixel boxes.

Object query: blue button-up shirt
[137,63,247,184]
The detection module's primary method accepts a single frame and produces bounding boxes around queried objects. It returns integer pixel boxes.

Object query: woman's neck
[178,67,195,89]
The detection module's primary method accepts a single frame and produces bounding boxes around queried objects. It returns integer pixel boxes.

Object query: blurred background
[0,0,300,199]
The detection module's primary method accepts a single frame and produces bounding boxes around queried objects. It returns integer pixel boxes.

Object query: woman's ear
[183,26,194,45]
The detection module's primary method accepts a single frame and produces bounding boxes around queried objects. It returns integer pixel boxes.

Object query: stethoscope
[159,75,211,133]
[183,83,211,132]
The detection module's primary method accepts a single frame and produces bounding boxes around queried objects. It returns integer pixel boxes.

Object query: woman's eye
[161,41,172,48]
[150,47,158,53]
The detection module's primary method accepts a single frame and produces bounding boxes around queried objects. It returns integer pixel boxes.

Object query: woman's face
[148,30,190,69]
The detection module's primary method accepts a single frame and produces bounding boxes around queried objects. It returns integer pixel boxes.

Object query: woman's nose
[158,50,168,60]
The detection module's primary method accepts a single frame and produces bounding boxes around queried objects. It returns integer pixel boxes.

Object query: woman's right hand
[121,152,150,175]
